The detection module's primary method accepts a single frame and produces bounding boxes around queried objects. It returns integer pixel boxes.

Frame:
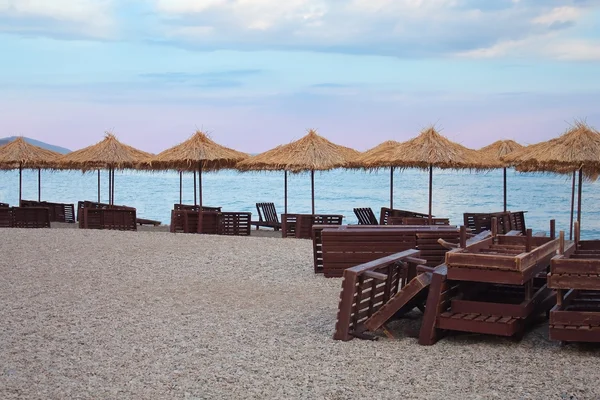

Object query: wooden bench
[0,207,50,228]
[251,202,281,231]
[379,207,430,225]
[353,208,378,225]
[319,225,460,278]
[219,212,251,236]
[333,249,425,341]
[81,208,137,231]
[282,213,343,239]
[547,225,600,342]
[20,199,75,223]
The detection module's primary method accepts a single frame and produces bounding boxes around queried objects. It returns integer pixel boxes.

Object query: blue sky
[0,0,599,153]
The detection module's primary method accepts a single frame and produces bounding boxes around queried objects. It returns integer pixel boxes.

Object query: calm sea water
[1,168,599,238]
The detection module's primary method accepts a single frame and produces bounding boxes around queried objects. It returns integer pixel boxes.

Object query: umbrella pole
[19,164,22,205]
[284,171,288,214]
[38,168,41,202]
[112,168,116,205]
[97,170,101,203]
[179,171,182,204]
[503,167,507,212]
[193,171,197,206]
[108,168,111,205]
[577,167,583,231]
[311,170,315,214]
[199,162,203,208]
[570,171,576,240]
[428,164,433,221]
[390,167,394,209]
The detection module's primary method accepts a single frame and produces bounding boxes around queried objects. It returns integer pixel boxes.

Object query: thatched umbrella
[0,137,61,204]
[237,129,360,214]
[503,121,600,237]
[477,140,524,212]
[349,140,402,208]
[359,126,483,218]
[141,130,249,207]
[57,132,153,205]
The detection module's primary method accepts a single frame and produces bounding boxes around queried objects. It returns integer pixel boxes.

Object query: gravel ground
[1,228,599,399]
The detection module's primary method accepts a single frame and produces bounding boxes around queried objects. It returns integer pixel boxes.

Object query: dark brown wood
[219,212,251,236]
[20,200,75,223]
[460,225,467,248]
[19,164,22,204]
[199,161,203,209]
[5,207,51,228]
[428,164,433,220]
[82,207,137,231]
[333,249,422,341]
[193,170,197,206]
[379,207,430,225]
[559,231,565,255]
[354,208,378,225]
[179,171,182,204]
[251,202,281,231]
[97,170,101,203]
[419,265,449,345]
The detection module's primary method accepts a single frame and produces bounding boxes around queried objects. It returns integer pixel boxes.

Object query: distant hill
[0,136,71,154]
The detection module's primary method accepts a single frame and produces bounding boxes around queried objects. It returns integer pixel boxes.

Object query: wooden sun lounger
[0,202,8,208]
[1,207,51,228]
[547,224,600,343]
[333,249,425,341]
[353,208,378,225]
[251,202,281,231]
[379,207,430,225]
[20,199,75,223]
[417,220,557,345]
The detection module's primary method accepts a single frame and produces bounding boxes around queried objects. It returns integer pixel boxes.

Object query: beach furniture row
[330,214,600,344]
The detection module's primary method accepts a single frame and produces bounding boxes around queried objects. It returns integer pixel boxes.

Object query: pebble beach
[1,227,599,399]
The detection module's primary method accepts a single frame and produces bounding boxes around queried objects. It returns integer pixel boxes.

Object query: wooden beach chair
[548,223,600,343]
[379,207,430,225]
[10,207,51,228]
[0,202,9,208]
[21,199,75,223]
[418,221,558,345]
[251,202,281,231]
[353,208,378,225]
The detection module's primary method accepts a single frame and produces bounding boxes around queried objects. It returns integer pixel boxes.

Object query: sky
[0,0,599,154]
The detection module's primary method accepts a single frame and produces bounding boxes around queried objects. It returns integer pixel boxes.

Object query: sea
[1,168,599,239]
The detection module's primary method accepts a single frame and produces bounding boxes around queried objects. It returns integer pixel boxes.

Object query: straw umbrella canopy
[57,132,154,205]
[359,126,484,218]
[142,130,249,207]
[349,140,402,209]
[477,140,524,212]
[503,121,600,237]
[0,137,61,204]
[237,129,360,214]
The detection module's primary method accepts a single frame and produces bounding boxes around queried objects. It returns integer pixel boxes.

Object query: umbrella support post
[179,171,182,204]
[19,164,22,205]
[503,167,507,212]
[193,171,197,206]
[284,171,288,214]
[428,164,433,222]
[311,170,315,214]
[570,171,576,240]
[38,168,41,202]
[199,162,203,208]
[112,168,115,206]
[390,167,394,209]
[577,167,583,234]
[97,170,101,203]
[108,168,111,205]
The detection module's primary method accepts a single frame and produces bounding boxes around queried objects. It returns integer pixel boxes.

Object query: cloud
[149,0,598,59]
[0,0,114,38]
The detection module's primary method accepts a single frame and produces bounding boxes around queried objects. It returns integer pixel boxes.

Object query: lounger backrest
[353,207,378,225]
[0,202,9,208]
[256,202,279,224]
[380,207,430,225]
